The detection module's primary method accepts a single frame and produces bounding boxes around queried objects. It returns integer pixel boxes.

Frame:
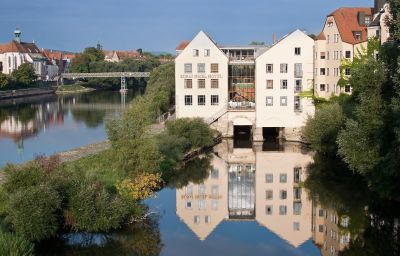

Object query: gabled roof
[0,40,42,55]
[0,40,28,53]
[328,7,374,44]
[316,31,326,41]
[176,40,190,51]
[115,50,141,60]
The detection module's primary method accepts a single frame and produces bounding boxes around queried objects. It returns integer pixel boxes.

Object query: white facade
[255,30,315,130]
[175,30,315,141]
[175,31,229,120]
[0,52,27,74]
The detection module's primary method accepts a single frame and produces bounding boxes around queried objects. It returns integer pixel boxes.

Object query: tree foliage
[11,63,36,86]
[303,103,345,153]
[0,73,10,89]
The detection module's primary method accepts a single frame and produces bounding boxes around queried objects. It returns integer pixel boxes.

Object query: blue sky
[0,0,372,53]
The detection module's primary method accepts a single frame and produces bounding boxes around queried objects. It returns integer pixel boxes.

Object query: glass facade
[228,65,255,103]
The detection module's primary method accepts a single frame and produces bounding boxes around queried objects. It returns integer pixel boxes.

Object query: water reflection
[176,140,314,248]
[0,91,135,166]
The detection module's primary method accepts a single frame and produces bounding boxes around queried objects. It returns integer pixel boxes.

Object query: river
[0,90,135,167]
[1,91,399,255]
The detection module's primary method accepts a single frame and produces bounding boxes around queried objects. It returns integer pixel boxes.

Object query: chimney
[14,28,21,43]
[272,33,277,44]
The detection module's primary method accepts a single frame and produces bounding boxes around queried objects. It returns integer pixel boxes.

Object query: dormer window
[353,31,362,41]
[365,16,371,25]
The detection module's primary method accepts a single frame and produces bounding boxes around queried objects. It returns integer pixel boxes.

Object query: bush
[303,103,345,153]
[0,73,10,89]
[11,63,36,86]
[5,184,61,241]
[162,118,215,153]
[0,231,34,256]
[67,177,131,232]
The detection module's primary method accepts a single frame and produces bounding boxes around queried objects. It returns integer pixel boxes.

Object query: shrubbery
[0,231,34,256]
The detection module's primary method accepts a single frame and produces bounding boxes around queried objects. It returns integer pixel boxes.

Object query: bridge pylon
[120,76,127,92]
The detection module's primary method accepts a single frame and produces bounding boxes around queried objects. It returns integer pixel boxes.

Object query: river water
[0,90,135,167]
[1,91,399,255]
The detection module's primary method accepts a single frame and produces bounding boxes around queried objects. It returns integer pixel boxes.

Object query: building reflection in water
[176,140,316,248]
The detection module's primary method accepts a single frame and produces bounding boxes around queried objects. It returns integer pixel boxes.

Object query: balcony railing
[228,101,255,110]
[294,70,303,78]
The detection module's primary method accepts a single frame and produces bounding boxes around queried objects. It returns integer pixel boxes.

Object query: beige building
[175,30,315,142]
[176,140,314,247]
[312,205,351,256]
[314,7,374,98]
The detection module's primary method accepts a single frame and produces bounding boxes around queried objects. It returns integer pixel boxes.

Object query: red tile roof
[316,31,326,41]
[0,40,42,54]
[115,51,142,60]
[0,41,28,53]
[176,40,190,51]
[328,7,374,45]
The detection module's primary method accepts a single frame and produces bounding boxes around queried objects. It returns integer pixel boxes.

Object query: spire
[14,28,21,43]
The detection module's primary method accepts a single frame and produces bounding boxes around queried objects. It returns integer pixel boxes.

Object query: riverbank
[0,87,56,100]
[56,84,96,94]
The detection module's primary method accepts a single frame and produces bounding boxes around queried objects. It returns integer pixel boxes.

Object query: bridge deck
[61,72,150,79]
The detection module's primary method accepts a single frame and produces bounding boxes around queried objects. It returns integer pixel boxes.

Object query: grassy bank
[56,84,95,94]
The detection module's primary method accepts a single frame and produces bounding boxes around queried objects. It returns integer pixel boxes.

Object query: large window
[184,95,192,105]
[198,95,205,105]
[345,51,351,58]
[198,79,205,89]
[211,79,219,88]
[280,63,288,73]
[265,174,273,183]
[184,79,192,89]
[211,95,219,105]
[280,79,288,89]
[184,63,192,73]
[198,63,205,73]
[266,64,273,73]
[211,63,219,73]
[266,80,273,89]
[280,96,287,106]
[266,96,273,106]
[228,65,255,102]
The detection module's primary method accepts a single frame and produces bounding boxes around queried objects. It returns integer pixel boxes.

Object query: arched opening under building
[262,127,283,151]
[233,125,252,148]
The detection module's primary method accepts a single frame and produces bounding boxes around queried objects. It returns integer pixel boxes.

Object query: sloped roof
[328,7,374,44]
[316,31,326,41]
[0,40,28,53]
[115,50,141,60]
[176,40,190,51]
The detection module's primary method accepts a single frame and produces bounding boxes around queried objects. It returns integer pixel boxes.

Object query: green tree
[0,73,10,89]
[106,97,162,175]
[11,63,36,86]
[303,103,345,153]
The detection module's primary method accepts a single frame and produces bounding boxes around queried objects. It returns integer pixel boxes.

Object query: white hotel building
[175,30,315,141]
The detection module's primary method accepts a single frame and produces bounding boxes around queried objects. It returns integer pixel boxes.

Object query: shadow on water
[36,215,163,256]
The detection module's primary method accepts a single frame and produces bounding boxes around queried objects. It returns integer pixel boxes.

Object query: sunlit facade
[175,30,315,142]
